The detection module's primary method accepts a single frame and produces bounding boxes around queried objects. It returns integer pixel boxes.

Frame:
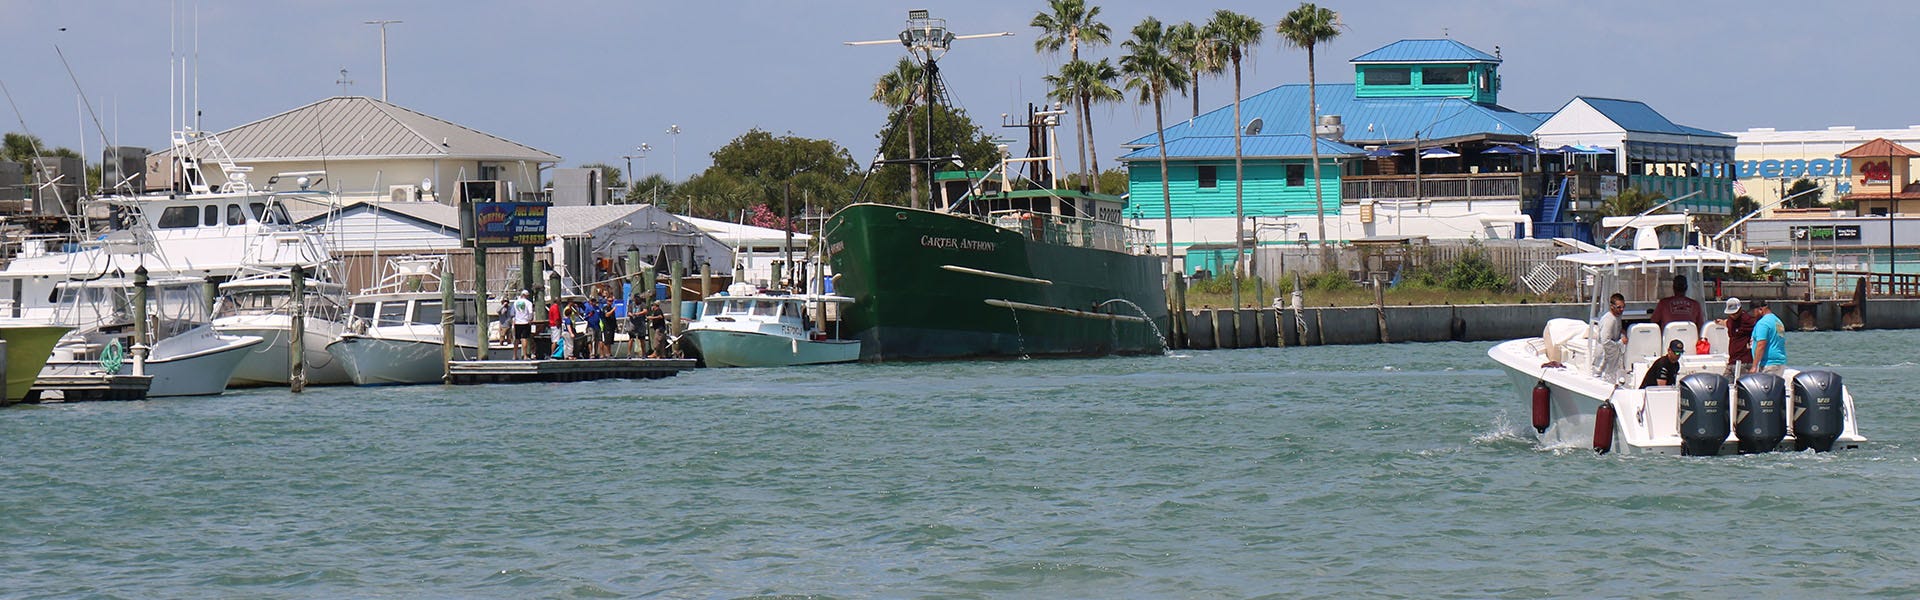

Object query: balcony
[1341,173,1540,203]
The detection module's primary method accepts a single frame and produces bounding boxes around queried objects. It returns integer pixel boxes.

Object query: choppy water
[4,330,1918,598]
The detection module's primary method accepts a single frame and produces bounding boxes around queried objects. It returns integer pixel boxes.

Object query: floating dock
[28,374,154,402]
[445,358,696,385]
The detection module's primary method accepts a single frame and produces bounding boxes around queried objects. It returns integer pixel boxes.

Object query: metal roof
[1576,97,1734,139]
[1125,84,1545,149]
[158,96,560,163]
[1836,137,1920,158]
[1118,134,1363,161]
[1350,39,1500,64]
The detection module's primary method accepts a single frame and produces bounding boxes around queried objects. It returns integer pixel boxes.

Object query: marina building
[1120,39,1735,267]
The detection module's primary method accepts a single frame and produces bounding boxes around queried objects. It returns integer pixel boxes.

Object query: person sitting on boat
[1598,293,1627,343]
[1639,340,1685,388]
[1651,275,1704,329]
[1717,297,1756,378]
[1750,299,1788,376]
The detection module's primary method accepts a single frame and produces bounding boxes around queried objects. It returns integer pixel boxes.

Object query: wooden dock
[28,374,154,402]
[445,358,696,385]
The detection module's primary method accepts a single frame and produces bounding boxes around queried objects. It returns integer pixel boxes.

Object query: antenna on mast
[336,68,354,95]
[843,9,1011,208]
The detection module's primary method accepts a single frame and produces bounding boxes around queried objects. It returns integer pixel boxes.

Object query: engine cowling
[1733,373,1787,454]
[1677,373,1731,456]
[1792,370,1846,452]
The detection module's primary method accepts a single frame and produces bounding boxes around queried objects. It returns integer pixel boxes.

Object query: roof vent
[1315,115,1345,142]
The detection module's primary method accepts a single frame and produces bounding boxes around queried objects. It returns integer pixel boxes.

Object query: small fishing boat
[325,257,495,385]
[36,276,262,397]
[212,273,352,386]
[682,284,859,368]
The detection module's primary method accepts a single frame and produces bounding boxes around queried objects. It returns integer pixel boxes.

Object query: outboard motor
[1677,373,1731,456]
[1733,374,1787,454]
[1792,371,1846,452]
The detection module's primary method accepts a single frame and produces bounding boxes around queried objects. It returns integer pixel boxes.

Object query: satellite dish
[1244,118,1264,136]
[421,178,433,193]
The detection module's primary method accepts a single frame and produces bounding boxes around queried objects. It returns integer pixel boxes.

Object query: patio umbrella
[1419,147,1461,159]
[1480,145,1527,155]
[1550,145,1583,154]
[1364,147,1399,158]
[1579,145,1614,154]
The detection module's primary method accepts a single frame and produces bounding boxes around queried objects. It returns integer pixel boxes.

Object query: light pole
[620,144,651,203]
[667,124,683,182]
[363,20,402,101]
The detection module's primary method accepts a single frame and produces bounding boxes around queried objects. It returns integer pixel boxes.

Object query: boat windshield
[217,290,291,317]
[704,300,724,316]
[412,299,443,325]
[751,300,780,317]
[376,301,408,327]
[780,301,802,318]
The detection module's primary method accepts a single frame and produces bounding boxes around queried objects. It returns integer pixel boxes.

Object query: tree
[626,173,678,206]
[1166,21,1223,119]
[1031,0,1110,181]
[870,103,998,205]
[871,58,928,208]
[1046,58,1122,185]
[1207,9,1262,308]
[1784,178,1823,209]
[1277,2,1343,264]
[1121,16,1190,305]
[696,128,859,222]
[1599,187,1665,218]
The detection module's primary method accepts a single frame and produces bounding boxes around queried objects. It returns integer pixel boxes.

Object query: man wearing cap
[1717,297,1757,377]
[1640,339,1685,388]
[1750,299,1788,376]
[511,290,535,360]
[1651,274,1705,329]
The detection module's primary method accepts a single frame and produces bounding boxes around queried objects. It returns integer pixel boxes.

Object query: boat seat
[1703,321,1729,355]
[1662,321,1699,353]
[1626,323,1662,364]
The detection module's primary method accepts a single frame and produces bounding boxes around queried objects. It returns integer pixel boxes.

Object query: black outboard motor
[1677,373,1731,456]
[1792,371,1846,452]
[1733,374,1787,454]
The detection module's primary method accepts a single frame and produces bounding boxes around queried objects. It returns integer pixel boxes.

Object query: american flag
[1731,179,1747,196]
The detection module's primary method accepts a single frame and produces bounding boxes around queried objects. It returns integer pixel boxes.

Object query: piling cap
[1724,297,1742,314]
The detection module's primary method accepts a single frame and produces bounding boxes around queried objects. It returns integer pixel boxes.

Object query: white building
[1727,124,1920,210]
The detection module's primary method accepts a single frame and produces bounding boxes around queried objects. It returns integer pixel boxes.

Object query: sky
[4,0,1918,183]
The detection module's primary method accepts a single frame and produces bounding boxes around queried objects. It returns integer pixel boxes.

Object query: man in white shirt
[511,290,535,359]
[1597,293,1626,343]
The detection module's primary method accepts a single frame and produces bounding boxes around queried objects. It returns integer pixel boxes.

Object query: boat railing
[987,210,1156,254]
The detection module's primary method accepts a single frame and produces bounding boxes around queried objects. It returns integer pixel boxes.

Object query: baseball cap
[1724,297,1741,314]
[1667,339,1685,354]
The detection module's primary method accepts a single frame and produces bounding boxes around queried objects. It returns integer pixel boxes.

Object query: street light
[620,144,652,203]
[667,124,683,182]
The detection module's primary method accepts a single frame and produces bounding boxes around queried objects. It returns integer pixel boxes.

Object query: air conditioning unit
[389,184,418,202]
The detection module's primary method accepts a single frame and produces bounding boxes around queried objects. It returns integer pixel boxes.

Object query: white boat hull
[1489,336,1867,455]
[43,328,263,397]
[326,334,482,386]
[215,316,352,386]
[684,329,859,368]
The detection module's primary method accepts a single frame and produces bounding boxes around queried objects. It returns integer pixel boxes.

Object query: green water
[4,330,1918,598]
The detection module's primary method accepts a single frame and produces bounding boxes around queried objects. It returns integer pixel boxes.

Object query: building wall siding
[1127,159,1342,220]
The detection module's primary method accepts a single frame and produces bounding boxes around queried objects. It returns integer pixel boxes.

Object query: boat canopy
[1555,246,1764,272]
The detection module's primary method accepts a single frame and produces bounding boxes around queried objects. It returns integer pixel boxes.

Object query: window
[249,203,268,222]
[352,302,376,322]
[451,299,478,325]
[751,301,780,317]
[156,206,199,228]
[202,205,219,226]
[376,302,408,327]
[226,204,246,226]
[1423,67,1470,85]
[412,299,443,325]
[1198,165,1218,189]
[1286,164,1306,187]
[1363,67,1411,85]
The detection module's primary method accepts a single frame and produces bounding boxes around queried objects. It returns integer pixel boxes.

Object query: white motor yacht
[35,276,262,397]
[1487,217,1865,455]
[212,273,352,386]
[325,257,499,385]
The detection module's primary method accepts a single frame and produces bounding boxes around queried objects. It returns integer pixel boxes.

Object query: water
[5,330,1919,598]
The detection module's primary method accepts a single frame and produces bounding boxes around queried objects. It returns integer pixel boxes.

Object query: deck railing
[1341,173,1536,202]
[988,210,1156,255]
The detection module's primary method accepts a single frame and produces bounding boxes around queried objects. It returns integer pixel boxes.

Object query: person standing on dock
[1750,299,1788,376]
[628,289,648,357]
[582,294,603,359]
[645,300,667,358]
[548,295,564,360]
[1652,274,1705,329]
[512,290,535,360]
[597,290,617,358]
[1718,297,1756,378]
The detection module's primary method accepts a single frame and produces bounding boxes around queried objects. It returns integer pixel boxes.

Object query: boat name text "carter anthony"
[920,235,997,252]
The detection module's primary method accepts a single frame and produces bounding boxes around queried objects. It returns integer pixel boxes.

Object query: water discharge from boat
[1003,304,1030,360]
[1098,298,1169,354]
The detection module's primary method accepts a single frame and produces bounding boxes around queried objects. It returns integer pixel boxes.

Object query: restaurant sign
[473,202,550,247]
[1790,224,1860,242]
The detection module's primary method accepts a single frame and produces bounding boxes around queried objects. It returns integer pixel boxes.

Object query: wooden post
[441,270,456,381]
[474,249,490,360]
[202,279,219,319]
[131,265,148,376]
[1374,274,1389,344]
[1292,272,1308,347]
[290,268,306,393]
[1172,274,1188,349]
[669,261,684,356]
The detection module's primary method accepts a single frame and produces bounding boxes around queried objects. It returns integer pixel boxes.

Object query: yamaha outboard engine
[1792,371,1846,452]
[1733,374,1787,454]
[1677,373,1731,456]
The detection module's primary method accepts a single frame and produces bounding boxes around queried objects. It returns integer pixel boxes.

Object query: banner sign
[473,202,549,247]
[1790,224,1861,242]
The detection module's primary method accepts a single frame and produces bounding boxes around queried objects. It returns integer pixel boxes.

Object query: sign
[1731,158,1851,179]
[473,202,549,247]
[1790,224,1861,242]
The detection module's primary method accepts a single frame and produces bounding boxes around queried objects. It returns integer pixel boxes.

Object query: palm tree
[1276,2,1343,265]
[1166,21,1224,120]
[1121,17,1190,305]
[1045,58,1123,187]
[1206,10,1262,308]
[1076,59,1123,180]
[1032,0,1110,180]
[872,58,926,208]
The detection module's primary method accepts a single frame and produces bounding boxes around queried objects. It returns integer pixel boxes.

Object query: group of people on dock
[500,287,672,361]
[1597,275,1789,389]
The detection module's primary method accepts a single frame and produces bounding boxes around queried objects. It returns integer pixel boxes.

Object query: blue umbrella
[1364,147,1399,158]
[1419,147,1461,159]
[1481,145,1527,155]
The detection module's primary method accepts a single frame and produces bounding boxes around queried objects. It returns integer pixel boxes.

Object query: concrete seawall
[1171,299,1920,350]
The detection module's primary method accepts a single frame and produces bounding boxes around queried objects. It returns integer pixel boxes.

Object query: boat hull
[43,331,263,397]
[683,329,859,367]
[0,325,74,403]
[216,316,352,386]
[326,335,481,386]
[825,204,1167,361]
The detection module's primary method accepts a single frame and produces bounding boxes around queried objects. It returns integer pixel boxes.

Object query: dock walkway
[445,358,695,385]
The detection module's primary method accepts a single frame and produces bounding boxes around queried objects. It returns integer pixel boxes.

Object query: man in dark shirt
[1640,339,1685,388]
[1718,297,1756,377]
[1651,274,1704,329]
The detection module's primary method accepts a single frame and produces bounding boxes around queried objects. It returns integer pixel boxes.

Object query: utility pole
[364,19,402,101]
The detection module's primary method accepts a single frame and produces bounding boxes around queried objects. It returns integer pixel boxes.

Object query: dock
[445,358,696,385]
[28,374,154,402]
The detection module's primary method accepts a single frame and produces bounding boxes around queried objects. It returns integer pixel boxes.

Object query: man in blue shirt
[582,296,602,359]
[1749,299,1787,376]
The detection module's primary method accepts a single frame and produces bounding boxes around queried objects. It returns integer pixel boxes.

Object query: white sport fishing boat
[212,273,352,386]
[325,257,493,385]
[1487,217,1865,455]
[682,283,859,367]
[36,276,262,397]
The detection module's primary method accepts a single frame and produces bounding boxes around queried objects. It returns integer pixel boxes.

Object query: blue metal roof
[1577,97,1733,139]
[1118,134,1363,161]
[1350,39,1500,64]
[1124,83,1545,149]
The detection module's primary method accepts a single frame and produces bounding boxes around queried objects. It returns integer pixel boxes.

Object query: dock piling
[290,268,306,393]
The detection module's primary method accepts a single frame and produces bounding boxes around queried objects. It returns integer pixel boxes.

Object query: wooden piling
[290,268,306,393]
